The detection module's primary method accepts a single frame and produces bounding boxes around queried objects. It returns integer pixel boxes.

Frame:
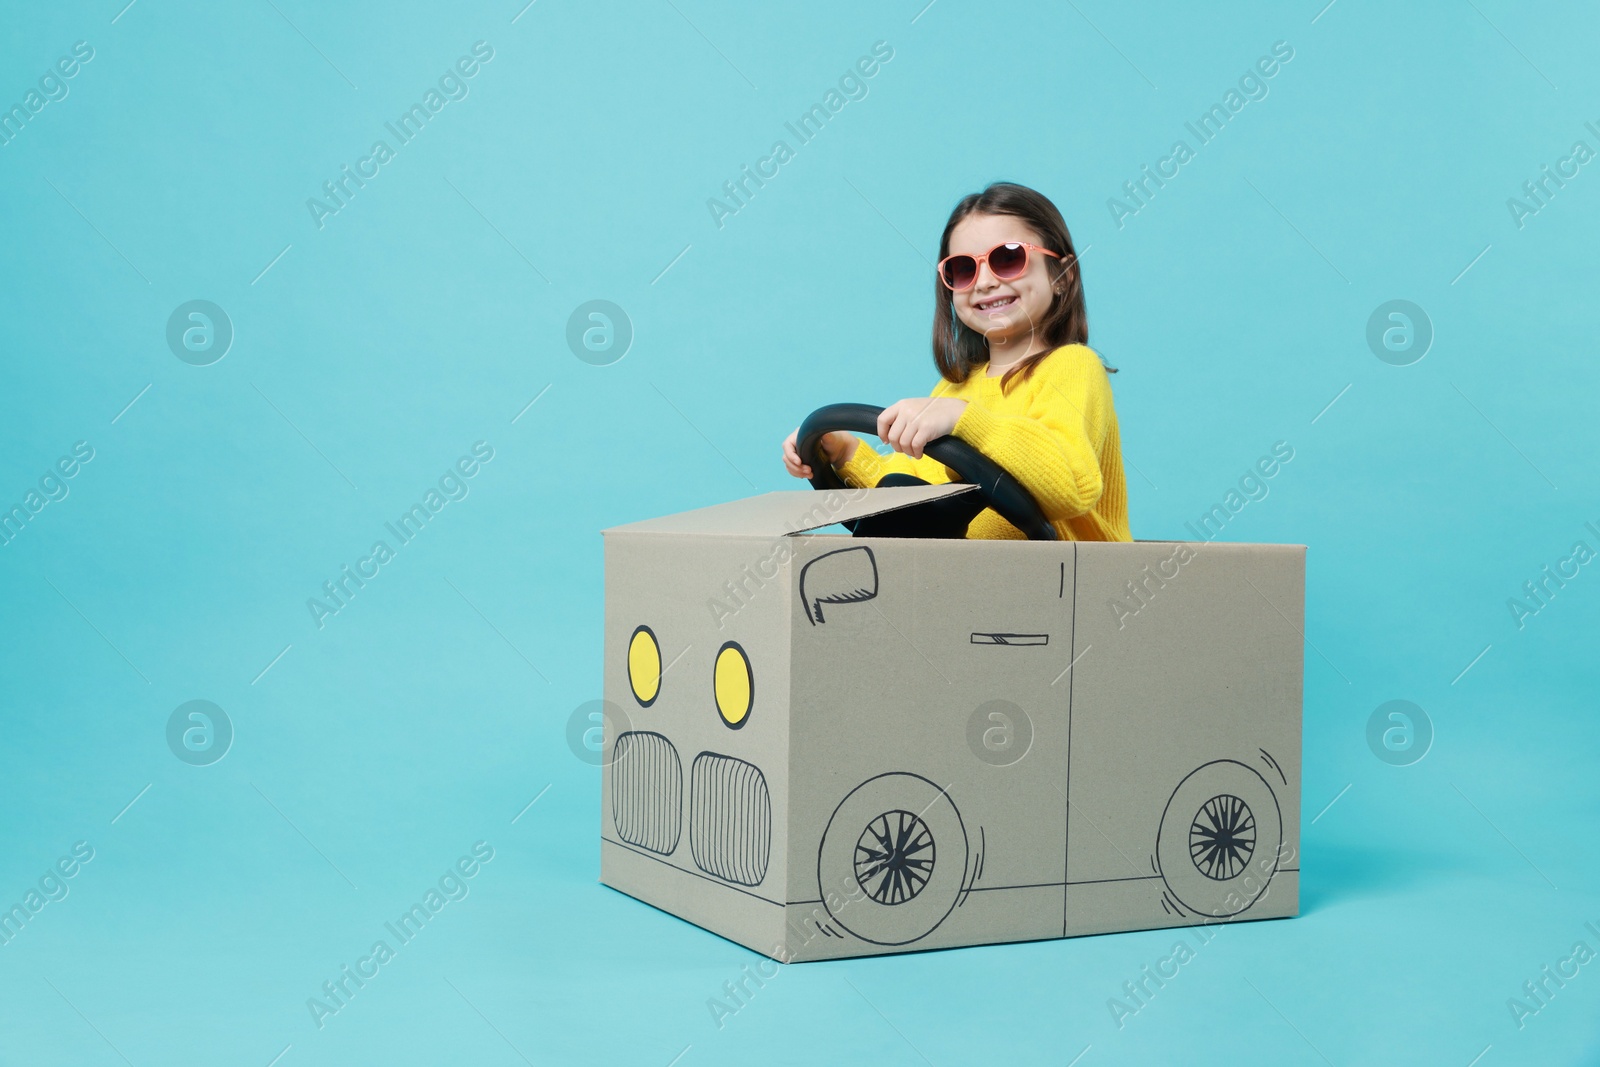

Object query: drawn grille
[611,731,682,855]
[690,753,772,886]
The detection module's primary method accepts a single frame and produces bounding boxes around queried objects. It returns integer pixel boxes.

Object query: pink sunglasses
[937,242,1062,291]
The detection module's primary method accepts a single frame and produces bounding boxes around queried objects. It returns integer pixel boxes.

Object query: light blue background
[2,0,1597,1064]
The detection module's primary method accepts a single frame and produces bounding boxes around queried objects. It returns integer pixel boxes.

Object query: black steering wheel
[796,403,1058,541]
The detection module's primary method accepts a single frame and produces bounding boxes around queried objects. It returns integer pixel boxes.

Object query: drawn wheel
[1157,760,1281,919]
[819,773,967,946]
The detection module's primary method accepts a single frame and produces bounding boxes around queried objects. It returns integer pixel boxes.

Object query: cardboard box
[600,485,1304,962]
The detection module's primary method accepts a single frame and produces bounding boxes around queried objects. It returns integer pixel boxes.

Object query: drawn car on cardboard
[599,404,1304,962]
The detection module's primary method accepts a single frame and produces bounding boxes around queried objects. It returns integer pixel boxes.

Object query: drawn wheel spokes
[853,810,936,905]
[1189,793,1256,881]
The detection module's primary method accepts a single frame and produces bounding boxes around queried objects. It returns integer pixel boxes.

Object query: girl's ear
[1053,255,1073,294]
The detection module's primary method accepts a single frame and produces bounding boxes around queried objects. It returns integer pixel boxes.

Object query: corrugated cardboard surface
[786,536,1075,958]
[605,485,976,538]
[600,491,1306,962]
[600,531,794,954]
[1067,540,1304,927]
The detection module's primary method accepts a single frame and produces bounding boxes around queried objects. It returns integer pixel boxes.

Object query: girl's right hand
[782,428,858,479]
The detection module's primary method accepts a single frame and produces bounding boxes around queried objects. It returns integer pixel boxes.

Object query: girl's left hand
[877,397,968,460]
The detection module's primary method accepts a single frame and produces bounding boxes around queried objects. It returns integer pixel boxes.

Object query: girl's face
[946,212,1061,347]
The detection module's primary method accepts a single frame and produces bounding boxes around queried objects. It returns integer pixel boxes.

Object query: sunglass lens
[990,243,1028,278]
[942,255,978,289]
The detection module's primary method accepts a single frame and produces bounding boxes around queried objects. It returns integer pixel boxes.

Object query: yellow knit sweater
[836,344,1131,541]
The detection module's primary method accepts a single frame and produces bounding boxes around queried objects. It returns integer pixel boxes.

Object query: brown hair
[931,182,1114,390]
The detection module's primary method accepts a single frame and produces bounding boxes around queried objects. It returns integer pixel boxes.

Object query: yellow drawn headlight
[714,642,753,729]
[628,626,661,707]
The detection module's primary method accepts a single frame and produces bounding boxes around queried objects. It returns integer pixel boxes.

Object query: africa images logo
[1106,40,1295,229]
[705,41,894,229]
[306,442,495,629]
[305,42,495,230]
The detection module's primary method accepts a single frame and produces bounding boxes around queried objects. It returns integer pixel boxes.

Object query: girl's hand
[782,428,858,479]
[877,398,968,460]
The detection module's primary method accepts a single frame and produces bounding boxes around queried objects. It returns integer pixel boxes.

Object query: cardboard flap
[603,485,978,538]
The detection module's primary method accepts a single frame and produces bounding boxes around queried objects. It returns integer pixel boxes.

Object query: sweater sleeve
[951,350,1109,520]
[834,435,954,489]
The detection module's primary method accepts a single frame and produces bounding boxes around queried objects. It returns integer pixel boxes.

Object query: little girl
[781,181,1131,542]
